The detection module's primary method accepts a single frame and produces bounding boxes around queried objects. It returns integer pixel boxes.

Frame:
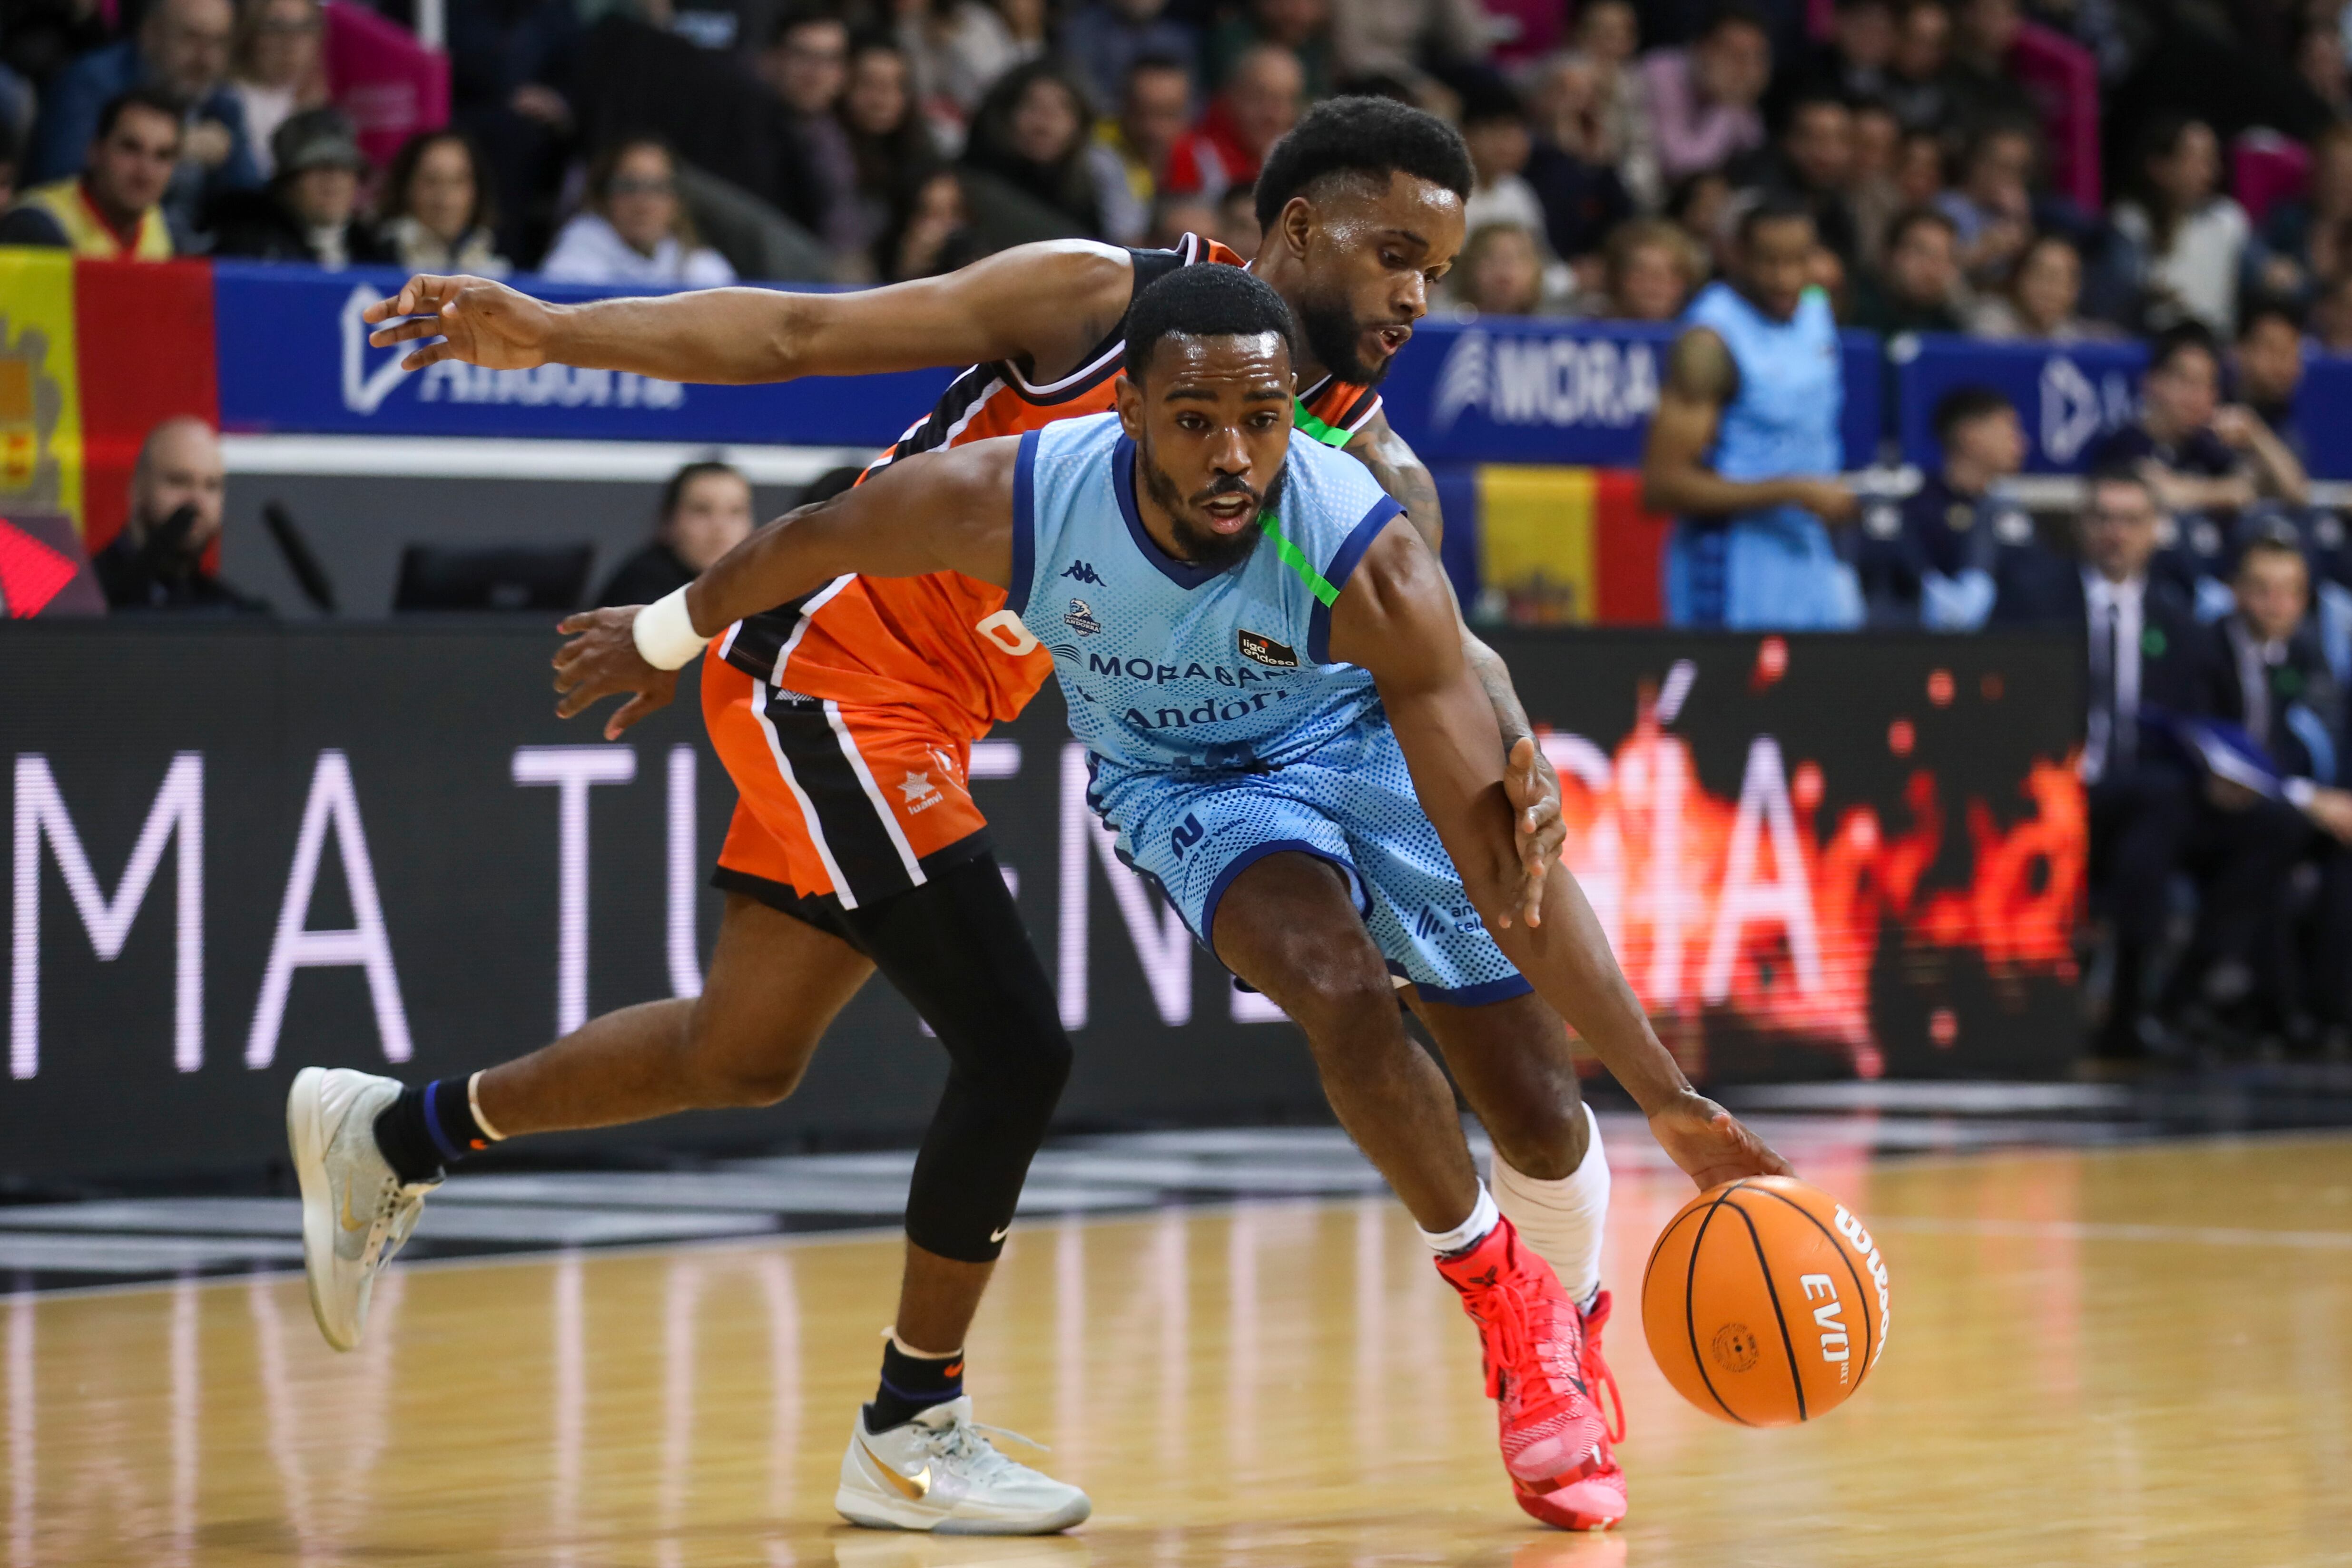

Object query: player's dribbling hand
[552,608,679,738]
[1495,735,1563,929]
[363,275,552,372]
[1647,1090,1794,1192]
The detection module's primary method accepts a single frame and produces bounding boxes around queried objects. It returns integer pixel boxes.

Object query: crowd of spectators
[0,0,2332,311]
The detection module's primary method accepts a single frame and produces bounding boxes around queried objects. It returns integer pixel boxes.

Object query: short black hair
[1123,264,1298,380]
[659,459,747,522]
[1253,95,1473,231]
[1737,189,1817,244]
[1932,384,2015,446]
[1703,0,1771,37]
[2147,320,2221,376]
[2240,518,2308,567]
[96,86,183,144]
[1457,75,1525,129]
[2084,464,2156,505]
[1885,203,1958,251]
[2239,296,2304,340]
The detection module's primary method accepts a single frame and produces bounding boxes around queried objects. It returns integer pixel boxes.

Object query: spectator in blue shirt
[30,0,261,235]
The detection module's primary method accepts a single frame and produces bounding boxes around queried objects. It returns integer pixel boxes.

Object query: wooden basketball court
[8,1133,2351,1567]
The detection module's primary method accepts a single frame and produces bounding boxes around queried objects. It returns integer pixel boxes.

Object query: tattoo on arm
[1666,327,1738,405]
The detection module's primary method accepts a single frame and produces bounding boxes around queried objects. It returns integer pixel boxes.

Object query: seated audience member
[2314,270,2352,356]
[0,87,180,255]
[1781,0,1896,113]
[1566,0,1660,213]
[1459,80,1545,235]
[2250,121,2352,309]
[1880,0,1955,133]
[1860,383,2036,627]
[842,37,944,263]
[2296,19,2349,119]
[2236,300,2310,459]
[94,417,268,615]
[1448,220,1547,315]
[765,10,859,259]
[30,0,260,234]
[1992,470,2202,1059]
[1934,119,2036,289]
[1666,167,1736,274]
[1146,190,1219,248]
[896,0,1044,122]
[2088,323,2309,614]
[1091,55,1192,246]
[597,460,756,608]
[1205,0,1332,100]
[1968,230,2118,340]
[381,130,510,275]
[1639,2,1771,185]
[1213,179,1260,259]
[1760,90,1862,270]
[1848,205,1963,335]
[1062,0,1199,120]
[1891,122,1946,210]
[1327,0,1484,103]
[1845,96,1903,265]
[2113,115,2249,336]
[1161,43,1300,201]
[1599,216,1702,320]
[876,166,975,280]
[542,137,737,286]
[959,61,1106,242]
[1520,54,1634,265]
[209,108,393,268]
[1945,0,2038,135]
[2170,526,2352,1044]
[231,0,324,177]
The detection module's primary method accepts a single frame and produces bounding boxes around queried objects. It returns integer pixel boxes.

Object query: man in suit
[1996,468,2204,1058]
[2175,526,2352,1046]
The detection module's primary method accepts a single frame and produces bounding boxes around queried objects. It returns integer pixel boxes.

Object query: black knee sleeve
[842,852,1073,1263]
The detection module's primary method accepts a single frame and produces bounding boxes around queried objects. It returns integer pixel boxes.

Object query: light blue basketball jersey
[1010,412,1404,774]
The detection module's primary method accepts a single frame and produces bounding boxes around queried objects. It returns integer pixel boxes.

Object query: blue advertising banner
[211,263,956,449]
[1377,316,1883,470]
[1893,334,2145,475]
[2296,359,2352,480]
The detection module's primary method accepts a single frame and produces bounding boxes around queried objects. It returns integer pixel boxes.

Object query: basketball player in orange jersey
[286,100,1638,1533]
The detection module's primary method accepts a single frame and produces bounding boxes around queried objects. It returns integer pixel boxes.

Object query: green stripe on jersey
[1259,516,1340,606]
[1293,398,1353,448]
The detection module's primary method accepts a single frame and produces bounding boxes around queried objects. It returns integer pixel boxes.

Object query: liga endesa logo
[336,285,687,416]
[1431,328,1661,432]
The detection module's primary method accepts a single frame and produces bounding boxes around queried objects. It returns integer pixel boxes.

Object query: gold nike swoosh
[338,1185,369,1235]
[861,1439,931,1501]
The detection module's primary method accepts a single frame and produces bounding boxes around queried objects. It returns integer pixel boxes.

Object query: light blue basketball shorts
[1089,713,1535,1005]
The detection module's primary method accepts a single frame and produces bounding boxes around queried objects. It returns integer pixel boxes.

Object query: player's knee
[1284,954,1404,1044]
[678,1018,820,1108]
[1484,1102,1585,1181]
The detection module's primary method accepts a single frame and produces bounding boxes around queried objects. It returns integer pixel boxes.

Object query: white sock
[1418,1182,1500,1258]
[1490,1104,1610,1308]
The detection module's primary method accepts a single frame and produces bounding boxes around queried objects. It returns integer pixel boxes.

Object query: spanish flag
[1476,465,1671,625]
[0,252,218,550]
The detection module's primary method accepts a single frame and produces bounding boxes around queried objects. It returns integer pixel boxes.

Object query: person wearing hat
[208,107,393,268]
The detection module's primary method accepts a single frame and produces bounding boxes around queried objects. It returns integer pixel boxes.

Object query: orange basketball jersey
[714,235,1386,741]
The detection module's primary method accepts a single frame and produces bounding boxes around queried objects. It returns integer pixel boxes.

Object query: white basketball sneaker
[836,1398,1092,1535]
[286,1066,439,1352]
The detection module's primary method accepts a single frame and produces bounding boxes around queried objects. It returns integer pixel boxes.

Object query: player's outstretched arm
[1345,407,1565,895]
[361,241,1137,383]
[1330,521,1792,1191]
[549,439,1020,736]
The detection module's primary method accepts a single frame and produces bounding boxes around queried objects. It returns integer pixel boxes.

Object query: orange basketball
[1640,1176,1890,1427]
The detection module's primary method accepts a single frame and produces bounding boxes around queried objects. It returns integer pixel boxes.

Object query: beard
[1294,284,1395,389]
[1137,441,1289,575]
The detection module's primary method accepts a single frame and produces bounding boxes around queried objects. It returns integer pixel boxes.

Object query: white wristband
[632,586,707,670]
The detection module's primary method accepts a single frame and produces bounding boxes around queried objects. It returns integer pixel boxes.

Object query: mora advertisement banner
[1,624,2082,1183]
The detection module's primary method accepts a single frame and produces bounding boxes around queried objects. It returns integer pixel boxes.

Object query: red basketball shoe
[1512,1290,1627,1531]
[1435,1217,1623,1530]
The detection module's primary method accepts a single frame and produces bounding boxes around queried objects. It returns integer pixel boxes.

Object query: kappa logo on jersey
[1237,630,1299,669]
[1170,812,1206,860]
[1064,598,1104,636]
[1061,560,1105,586]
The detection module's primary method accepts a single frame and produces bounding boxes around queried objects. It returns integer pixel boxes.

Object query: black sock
[371,1078,491,1185]
[864,1339,965,1432]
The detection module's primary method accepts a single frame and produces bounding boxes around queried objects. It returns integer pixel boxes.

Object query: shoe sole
[833,1487,1091,1535]
[285,1067,357,1353]
[1514,1486,1624,1532]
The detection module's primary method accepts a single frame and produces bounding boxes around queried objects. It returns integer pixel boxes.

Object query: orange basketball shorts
[702,658,993,911]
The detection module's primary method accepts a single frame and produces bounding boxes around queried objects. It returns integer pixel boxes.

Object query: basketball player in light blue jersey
[555,265,1791,1532]
[1644,194,1864,629]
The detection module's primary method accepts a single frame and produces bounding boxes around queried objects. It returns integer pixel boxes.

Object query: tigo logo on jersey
[1236,630,1298,668]
[1061,560,1105,586]
[1064,598,1104,636]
